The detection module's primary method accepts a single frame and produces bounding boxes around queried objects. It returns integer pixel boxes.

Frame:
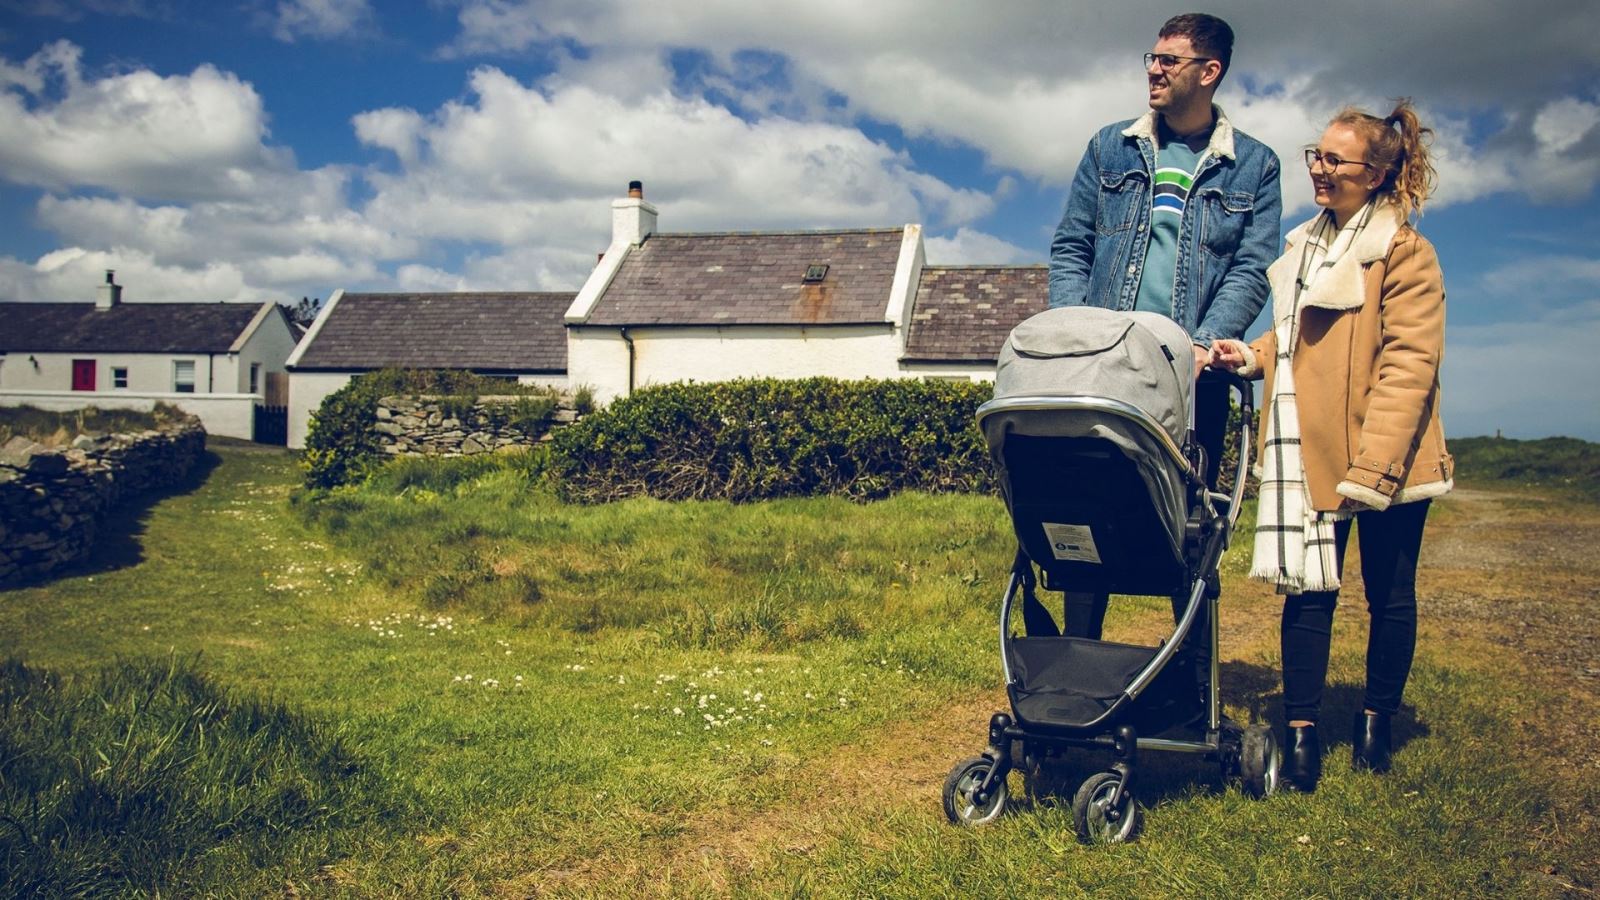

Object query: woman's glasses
[1304,149,1376,172]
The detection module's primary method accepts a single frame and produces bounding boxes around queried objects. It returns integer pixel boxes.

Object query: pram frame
[977,389,1252,744]
[945,370,1273,840]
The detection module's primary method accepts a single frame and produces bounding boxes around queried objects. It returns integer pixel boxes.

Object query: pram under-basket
[1005,635,1203,736]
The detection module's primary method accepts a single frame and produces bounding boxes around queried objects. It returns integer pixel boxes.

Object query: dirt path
[1420,489,1600,894]
[527,487,1600,897]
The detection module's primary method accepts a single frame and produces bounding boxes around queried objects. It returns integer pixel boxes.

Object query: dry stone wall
[372,395,580,457]
[0,418,206,583]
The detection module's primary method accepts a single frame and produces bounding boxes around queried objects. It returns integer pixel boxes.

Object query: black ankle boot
[1352,711,1392,773]
[1284,725,1321,792]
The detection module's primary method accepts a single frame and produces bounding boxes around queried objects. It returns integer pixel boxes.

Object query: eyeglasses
[1304,149,1376,172]
[1144,52,1213,72]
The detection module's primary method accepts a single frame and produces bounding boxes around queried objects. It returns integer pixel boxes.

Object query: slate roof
[0,302,272,354]
[292,292,572,372]
[584,229,904,326]
[902,266,1049,363]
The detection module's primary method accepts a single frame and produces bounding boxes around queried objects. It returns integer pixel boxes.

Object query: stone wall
[372,395,581,457]
[0,418,206,583]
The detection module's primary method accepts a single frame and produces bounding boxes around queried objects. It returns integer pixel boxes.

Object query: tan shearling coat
[1236,203,1453,512]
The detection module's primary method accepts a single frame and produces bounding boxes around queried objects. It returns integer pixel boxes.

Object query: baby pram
[940,306,1279,843]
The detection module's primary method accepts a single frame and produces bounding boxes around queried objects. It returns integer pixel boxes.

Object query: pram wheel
[1238,724,1281,798]
[1072,771,1142,844]
[942,756,1009,826]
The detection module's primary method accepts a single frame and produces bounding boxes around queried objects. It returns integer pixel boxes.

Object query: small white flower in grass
[673,708,683,716]
[1296,835,1311,845]
[515,675,523,682]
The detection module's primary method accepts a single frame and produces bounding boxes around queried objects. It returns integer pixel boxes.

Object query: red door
[71,359,96,391]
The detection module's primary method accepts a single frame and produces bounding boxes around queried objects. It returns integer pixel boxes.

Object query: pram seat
[997,431,1187,597]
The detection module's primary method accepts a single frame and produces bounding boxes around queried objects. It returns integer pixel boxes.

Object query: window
[71,359,96,391]
[249,363,261,394]
[802,264,829,283]
[112,367,129,389]
[173,360,196,393]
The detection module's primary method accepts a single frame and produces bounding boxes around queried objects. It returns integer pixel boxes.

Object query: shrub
[1450,435,1600,499]
[301,369,567,490]
[548,377,994,503]
[0,403,190,447]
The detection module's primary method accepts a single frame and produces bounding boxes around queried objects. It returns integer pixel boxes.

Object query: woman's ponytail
[1332,99,1437,219]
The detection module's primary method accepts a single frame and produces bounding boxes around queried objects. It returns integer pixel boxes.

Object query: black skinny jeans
[1281,499,1430,724]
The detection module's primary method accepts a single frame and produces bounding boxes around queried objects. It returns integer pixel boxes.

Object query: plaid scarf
[1249,206,1368,594]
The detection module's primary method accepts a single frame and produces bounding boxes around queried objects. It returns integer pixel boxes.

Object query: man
[1048,13,1281,640]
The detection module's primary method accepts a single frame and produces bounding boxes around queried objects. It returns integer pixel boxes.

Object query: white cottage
[0,272,298,441]
[564,183,1048,400]
[284,291,572,448]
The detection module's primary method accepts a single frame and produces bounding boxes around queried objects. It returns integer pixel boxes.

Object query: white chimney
[96,269,122,310]
[611,179,657,247]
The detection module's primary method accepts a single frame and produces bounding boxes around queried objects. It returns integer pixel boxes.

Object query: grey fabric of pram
[982,307,1197,569]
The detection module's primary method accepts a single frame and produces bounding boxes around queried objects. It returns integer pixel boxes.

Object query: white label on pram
[1042,523,1102,564]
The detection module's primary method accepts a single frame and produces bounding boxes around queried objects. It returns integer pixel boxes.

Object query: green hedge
[547,377,994,503]
[1450,435,1600,499]
[301,369,568,490]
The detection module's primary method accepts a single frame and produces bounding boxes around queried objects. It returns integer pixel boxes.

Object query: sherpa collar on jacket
[1122,104,1237,161]
[1266,201,1406,325]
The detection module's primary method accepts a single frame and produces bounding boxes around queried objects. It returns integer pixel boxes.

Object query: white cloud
[924,228,1036,266]
[0,41,285,201]
[355,66,992,242]
[0,246,279,304]
[1443,301,1600,441]
[439,0,1600,210]
[268,0,375,42]
[1481,255,1600,297]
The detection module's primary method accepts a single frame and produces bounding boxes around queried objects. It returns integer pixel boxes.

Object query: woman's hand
[1209,339,1249,371]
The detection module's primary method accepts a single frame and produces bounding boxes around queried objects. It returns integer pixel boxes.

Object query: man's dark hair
[1160,13,1234,85]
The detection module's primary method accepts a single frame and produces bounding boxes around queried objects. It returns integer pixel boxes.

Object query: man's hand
[1192,343,1209,379]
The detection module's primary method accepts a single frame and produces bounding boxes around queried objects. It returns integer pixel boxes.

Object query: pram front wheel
[1072,771,1142,844]
[942,756,1009,826]
[1238,724,1281,798]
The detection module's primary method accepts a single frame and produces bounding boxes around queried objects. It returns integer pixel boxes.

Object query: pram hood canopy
[990,306,1194,446]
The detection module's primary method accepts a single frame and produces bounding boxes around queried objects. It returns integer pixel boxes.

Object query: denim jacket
[1047,106,1281,345]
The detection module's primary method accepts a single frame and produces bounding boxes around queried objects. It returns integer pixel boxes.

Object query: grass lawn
[2,440,1595,896]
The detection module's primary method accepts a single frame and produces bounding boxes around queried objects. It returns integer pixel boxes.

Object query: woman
[1210,100,1451,793]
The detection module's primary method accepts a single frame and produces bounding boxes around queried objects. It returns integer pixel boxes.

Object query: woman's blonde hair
[1332,99,1437,219]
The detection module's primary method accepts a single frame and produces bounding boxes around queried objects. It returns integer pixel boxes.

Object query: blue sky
[2,0,1598,439]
